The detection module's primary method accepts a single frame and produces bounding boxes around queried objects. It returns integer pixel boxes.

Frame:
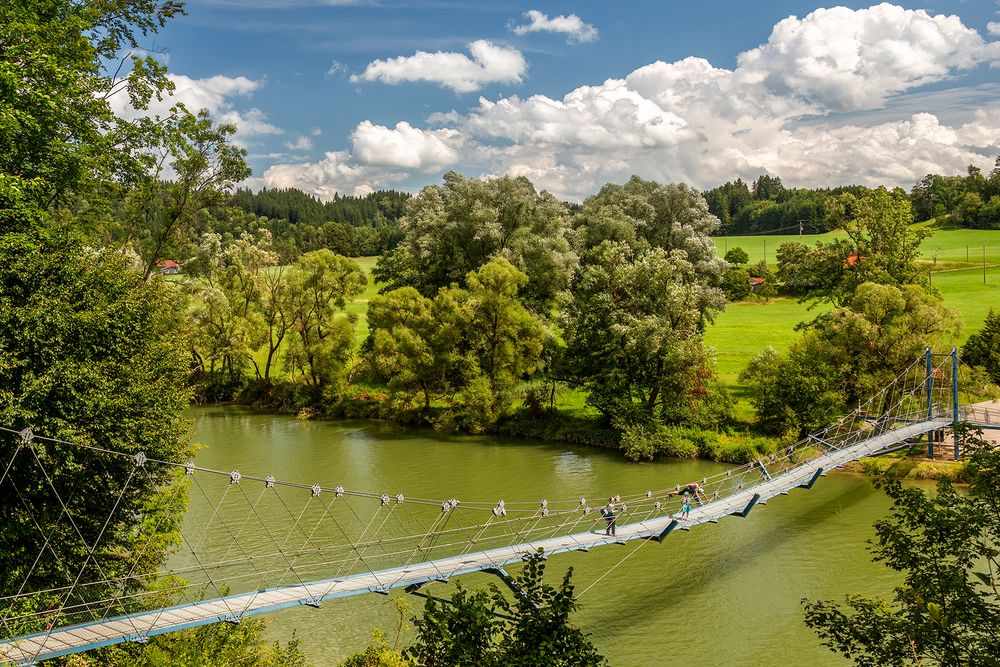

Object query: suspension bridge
[1,349,997,665]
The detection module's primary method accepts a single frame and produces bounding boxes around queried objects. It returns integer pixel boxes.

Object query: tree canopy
[804,429,1000,666]
[0,1,305,661]
[373,172,576,312]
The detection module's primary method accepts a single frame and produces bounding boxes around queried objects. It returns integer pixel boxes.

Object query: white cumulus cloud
[284,135,314,151]
[262,151,405,199]
[737,4,1000,112]
[989,21,1000,36]
[350,40,526,93]
[109,73,282,138]
[351,121,461,170]
[511,10,598,43]
[263,4,1000,201]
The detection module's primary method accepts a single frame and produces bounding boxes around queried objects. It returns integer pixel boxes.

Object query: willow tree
[373,172,577,312]
[561,178,727,426]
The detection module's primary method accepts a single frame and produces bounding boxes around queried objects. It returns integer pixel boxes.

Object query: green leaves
[803,432,1000,666]
[366,259,546,423]
[742,281,961,435]
[373,172,575,312]
[404,552,607,667]
[283,250,367,389]
[962,309,1000,385]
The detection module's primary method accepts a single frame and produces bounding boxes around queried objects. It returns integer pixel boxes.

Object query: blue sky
[130,0,1000,200]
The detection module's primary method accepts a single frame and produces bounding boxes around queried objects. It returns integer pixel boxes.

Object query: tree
[405,552,607,667]
[373,172,576,312]
[741,283,961,434]
[366,259,545,423]
[775,188,928,308]
[259,266,292,382]
[752,174,786,201]
[121,109,251,279]
[574,178,727,321]
[775,241,830,296]
[284,250,367,389]
[803,428,1000,666]
[183,229,281,394]
[1,0,196,631]
[703,178,752,234]
[0,1,305,661]
[724,246,749,266]
[0,236,194,630]
[561,243,723,425]
[366,287,469,411]
[0,0,183,220]
[963,309,1000,384]
[461,259,546,396]
[722,267,752,301]
[565,178,727,427]
[101,618,307,666]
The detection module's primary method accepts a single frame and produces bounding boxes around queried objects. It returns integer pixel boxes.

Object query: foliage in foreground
[803,426,1000,666]
[0,0,310,661]
[340,552,606,667]
[86,618,307,666]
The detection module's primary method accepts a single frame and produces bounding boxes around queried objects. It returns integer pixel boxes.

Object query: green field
[345,256,378,344]
[714,224,1000,268]
[703,226,1000,421]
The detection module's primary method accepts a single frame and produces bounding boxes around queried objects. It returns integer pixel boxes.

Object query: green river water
[186,406,916,666]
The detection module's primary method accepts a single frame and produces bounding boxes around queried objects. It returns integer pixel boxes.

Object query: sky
[124,0,1000,201]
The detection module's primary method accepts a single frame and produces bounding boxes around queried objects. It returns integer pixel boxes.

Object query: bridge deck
[0,417,954,664]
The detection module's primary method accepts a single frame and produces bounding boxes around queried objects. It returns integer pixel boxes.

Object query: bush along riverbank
[228,380,968,480]
[230,379,787,464]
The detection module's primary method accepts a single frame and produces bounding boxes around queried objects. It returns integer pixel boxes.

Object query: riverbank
[841,453,966,482]
[233,380,802,467]
[223,385,972,482]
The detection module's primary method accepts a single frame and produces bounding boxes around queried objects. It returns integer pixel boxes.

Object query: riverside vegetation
[177,176,999,472]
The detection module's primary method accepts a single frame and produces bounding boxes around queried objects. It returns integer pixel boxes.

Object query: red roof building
[157,259,180,275]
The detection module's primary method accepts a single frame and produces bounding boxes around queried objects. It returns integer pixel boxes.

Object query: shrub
[620,424,699,461]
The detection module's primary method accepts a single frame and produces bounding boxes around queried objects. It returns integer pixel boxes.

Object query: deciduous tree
[803,428,1000,666]
[963,309,1000,385]
[373,172,576,312]
[284,250,367,389]
[405,552,607,667]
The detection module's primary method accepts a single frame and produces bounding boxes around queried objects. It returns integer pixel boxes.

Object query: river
[184,406,913,666]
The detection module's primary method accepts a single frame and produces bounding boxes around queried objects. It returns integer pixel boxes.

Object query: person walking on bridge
[680,497,692,520]
[601,498,617,536]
